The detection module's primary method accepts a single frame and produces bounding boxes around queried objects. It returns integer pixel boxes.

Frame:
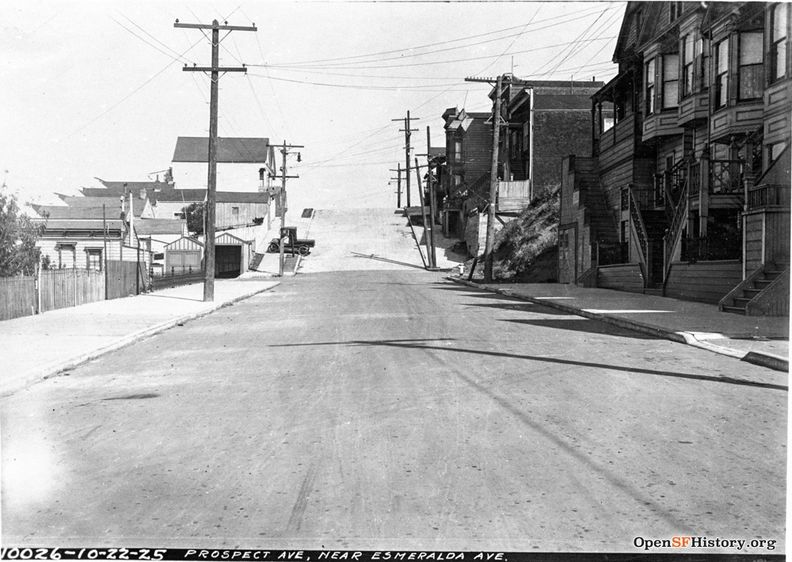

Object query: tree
[183,202,205,235]
[0,188,43,276]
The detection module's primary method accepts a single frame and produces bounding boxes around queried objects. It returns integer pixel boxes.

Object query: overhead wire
[70,35,205,135]
[265,5,605,67]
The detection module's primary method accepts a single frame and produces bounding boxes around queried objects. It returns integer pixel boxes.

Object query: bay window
[738,32,763,100]
[662,54,679,108]
[771,3,788,82]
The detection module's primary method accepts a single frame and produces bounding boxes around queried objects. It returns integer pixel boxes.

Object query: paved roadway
[1,209,786,553]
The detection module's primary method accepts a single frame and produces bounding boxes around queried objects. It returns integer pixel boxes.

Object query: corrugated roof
[135,218,186,235]
[172,137,271,163]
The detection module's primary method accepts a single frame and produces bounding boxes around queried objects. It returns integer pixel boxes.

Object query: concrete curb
[5,283,279,397]
[448,276,789,373]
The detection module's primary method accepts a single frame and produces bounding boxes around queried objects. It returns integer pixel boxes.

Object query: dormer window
[669,2,682,23]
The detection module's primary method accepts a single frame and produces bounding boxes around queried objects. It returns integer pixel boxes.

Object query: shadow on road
[270,338,787,391]
[503,317,659,339]
[463,301,581,316]
[350,252,426,270]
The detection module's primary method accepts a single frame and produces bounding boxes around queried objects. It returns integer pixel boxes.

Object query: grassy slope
[492,185,559,282]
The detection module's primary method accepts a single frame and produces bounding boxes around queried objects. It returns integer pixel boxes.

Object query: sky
[1,0,626,213]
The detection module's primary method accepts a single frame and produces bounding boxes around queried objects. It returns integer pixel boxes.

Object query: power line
[254,35,617,72]
[71,36,205,135]
[117,15,196,64]
[247,73,470,91]
[265,6,605,67]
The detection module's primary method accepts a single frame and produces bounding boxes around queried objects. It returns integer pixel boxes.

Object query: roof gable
[172,137,272,163]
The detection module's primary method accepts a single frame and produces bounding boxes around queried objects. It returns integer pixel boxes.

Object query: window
[86,249,102,271]
[669,1,682,23]
[738,32,763,100]
[645,58,656,114]
[697,37,710,92]
[453,141,462,162]
[771,4,788,82]
[682,35,695,96]
[231,206,240,217]
[714,39,729,108]
[453,174,462,187]
[662,54,679,108]
[509,130,521,159]
[58,244,76,269]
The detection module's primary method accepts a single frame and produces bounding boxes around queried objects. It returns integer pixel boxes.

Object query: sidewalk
[449,276,789,372]
[0,278,279,397]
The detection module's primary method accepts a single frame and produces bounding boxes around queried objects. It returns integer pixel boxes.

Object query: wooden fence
[0,276,37,321]
[107,260,148,300]
[0,259,150,321]
[39,268,105,312]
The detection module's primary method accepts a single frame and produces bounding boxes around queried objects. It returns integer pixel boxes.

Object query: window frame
[714,38,729,109]
[662,53,680,109]
[770,3,788,83]
[737,31,764,101]
[85,248,102,271]
[682,34,695,97]
[645,57,657,115]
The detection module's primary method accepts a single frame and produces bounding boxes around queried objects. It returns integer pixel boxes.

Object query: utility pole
[389,164,402,208]
[175,18,256,302]
[273,141,303,277]
[392,111,419,208]
[465,74,506,282]
[414,158,433,269]
[425,126,437,269]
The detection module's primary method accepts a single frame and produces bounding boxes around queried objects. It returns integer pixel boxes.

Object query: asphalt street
[1,267,786,552]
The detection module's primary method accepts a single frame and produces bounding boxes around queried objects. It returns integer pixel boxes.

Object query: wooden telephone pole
[392,112,419,208]
[389,164,402,208]
[175,18,256,302]
[274,141,304,277]
[465,74,506,282]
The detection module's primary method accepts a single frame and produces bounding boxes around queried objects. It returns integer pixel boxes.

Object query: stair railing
[662,179,689,281]
[627,185,649,283]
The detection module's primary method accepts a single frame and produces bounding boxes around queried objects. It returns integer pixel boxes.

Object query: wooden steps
[721,262,790,315]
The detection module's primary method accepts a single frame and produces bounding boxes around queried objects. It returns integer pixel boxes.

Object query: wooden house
[31,206,149,271]
[495,79,604,202]
[559,1,790,314]
[171,137,277,195]
[141,188,271,231]
[441,108,493,245]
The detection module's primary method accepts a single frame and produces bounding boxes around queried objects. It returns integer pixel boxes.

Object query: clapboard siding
[597,263,644,292]
[665,260,742,303]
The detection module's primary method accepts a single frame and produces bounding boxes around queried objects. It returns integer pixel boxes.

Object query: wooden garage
[164,236,203,276]
[214,232,252,278]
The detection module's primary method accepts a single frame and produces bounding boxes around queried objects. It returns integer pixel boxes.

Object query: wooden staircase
[720,262,790,315]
